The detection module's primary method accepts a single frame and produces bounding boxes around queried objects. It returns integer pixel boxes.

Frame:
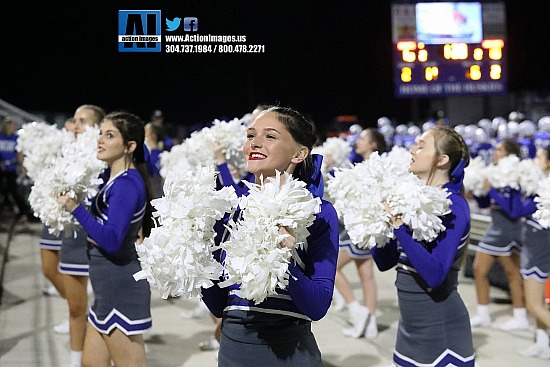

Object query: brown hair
[260,106,317,184]
[499,138,521,157]
[427,126,470,186]
[365,128,387,153]
[103,111,153,237]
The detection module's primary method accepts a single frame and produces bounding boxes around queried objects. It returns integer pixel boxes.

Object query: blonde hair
[76,104,105,126]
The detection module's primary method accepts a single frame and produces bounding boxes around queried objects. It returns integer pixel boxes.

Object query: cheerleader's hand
[278,226,297,249]
[383,201,403,229]
[482,179,492,192]
[57,194,78,213]
[324,154,335,171]
[211,141,226,164]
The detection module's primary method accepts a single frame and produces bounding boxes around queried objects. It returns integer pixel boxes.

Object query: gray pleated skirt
[59,227,89,276]
[87,247,151,335]
[520,221,550,282]
[218,310,322,367]
[39,225,62,251]
[394,290,475,366]
[477,209,522,256]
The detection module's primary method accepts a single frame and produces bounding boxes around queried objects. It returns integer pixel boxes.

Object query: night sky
[1,1,549,135]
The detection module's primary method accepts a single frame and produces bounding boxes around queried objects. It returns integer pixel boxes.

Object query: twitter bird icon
[165,17,182,31]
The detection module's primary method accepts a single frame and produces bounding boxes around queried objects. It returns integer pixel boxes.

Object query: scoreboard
[391,2,507,98]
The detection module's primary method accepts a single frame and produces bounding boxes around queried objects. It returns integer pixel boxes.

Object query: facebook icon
[183,17,198,31]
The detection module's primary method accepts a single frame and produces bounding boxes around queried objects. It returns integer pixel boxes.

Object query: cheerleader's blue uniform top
[202,154,339,367]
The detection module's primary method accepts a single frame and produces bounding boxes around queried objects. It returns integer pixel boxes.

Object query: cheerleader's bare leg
[40,248,65,298]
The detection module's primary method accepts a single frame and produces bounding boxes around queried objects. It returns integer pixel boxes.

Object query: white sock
[333,287,344,302]
[476,304,490,317]
[347,300,361,314]
[535,329,549,346]
[70,350,82,366]
[513,307,527,319]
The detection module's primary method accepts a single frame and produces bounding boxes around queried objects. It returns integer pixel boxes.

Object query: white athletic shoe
[53,320,69,334]
[42,285,60,297]
[180,303,210,319]
[518,343,550,359]
[470,314,491,327]
[199,339,220,351]
[342,306,370,338]
[332,290,346,312]
[365,314,378,339]
[498,316,529,331]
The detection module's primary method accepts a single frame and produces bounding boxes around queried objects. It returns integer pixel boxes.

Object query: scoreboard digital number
[391,2,507,98]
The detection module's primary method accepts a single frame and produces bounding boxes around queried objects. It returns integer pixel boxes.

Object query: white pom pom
[486,155,521,189]
[208,119,247,174]
[464,156,488,196]
[219,171,321,304]
[28,126,106,236]
[135,165,239,299]
[159,144,194,179]
[327,152,451,248]
[382,146,412,175]
[518,159,545,196]
[17,122,73,180]
[313,137,351,171]
[159,118,246,178]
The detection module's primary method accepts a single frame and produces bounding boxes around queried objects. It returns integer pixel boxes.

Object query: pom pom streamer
[311,137,351,171]
[382,146,412,175]
[17,122,74,180]
[159,118,246,178]
[313,137,352,203]
[134,166,239,299]
[219,171,321,304]
[327,153,451,249]
[28,126,106,236]
[518,159,545,197]
[534,176,550,228]
[486,154,521,190]
[463,156,488,196]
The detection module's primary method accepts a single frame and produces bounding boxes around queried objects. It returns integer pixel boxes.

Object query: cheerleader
[469,139,529,331]
[58,112,153,367]
[201,106,339,367]
[371,126,475,366]
[513,147,550,359]
[335,128,386,339]
[58,104,105,367]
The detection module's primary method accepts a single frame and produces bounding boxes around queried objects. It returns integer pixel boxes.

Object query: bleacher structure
[0,98,44,123]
